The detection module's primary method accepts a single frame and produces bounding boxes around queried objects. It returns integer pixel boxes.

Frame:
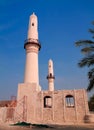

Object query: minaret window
[32,23,34,26]
[50,73,52,77]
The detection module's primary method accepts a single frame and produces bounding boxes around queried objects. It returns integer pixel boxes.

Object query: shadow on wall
[84,113,94,123]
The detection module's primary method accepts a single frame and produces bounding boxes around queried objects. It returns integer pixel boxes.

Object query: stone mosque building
[0,13,93,124]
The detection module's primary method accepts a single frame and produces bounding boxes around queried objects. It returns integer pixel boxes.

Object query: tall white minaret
[47,59,55,91]
[24,13,41,88]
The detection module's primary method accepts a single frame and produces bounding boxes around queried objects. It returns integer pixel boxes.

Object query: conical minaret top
[28,12,38,41]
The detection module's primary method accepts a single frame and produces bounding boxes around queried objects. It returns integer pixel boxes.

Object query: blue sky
[0,0,94,100]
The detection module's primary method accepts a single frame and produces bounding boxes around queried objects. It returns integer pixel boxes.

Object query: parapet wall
[35,89,89,124]
[3,85,89,125]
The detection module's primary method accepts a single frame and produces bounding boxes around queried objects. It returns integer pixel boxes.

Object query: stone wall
[0,107,15,123]
[16,83,39,123]
[36,89,89,124]
[16,83,89,125]
[0,85,89,124]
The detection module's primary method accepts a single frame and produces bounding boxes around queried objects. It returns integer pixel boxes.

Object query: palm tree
[75,21,94,91]
[88,94,94,111]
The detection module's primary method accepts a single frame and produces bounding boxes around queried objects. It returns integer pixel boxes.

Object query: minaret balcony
[24,38,41,51]
[47,74,55,79]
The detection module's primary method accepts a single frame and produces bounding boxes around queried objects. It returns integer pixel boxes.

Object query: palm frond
[78,54,94,67]
[75,21,94,91]
[92,21,94,25]
[81,46,94,54]
[87,68,94,91]
[88,68,94,79]
[87,78,94,91]
[75,40,94,47]
[89,29,94,34]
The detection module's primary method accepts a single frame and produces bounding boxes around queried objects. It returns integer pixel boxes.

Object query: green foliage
[12,122,53,128]
[75,21,94,91]
[13,122,31,126]
[88,95,94,111]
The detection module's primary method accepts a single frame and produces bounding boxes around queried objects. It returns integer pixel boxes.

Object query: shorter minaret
[47,59,55,91]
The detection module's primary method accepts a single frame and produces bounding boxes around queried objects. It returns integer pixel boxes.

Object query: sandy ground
[0,123,32,130]
[0,123,94,130]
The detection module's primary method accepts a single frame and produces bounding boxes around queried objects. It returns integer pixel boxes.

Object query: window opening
[65,95,75,107]
[50,73,52,77]
[44,96,52,108]
[32,23,34,26]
